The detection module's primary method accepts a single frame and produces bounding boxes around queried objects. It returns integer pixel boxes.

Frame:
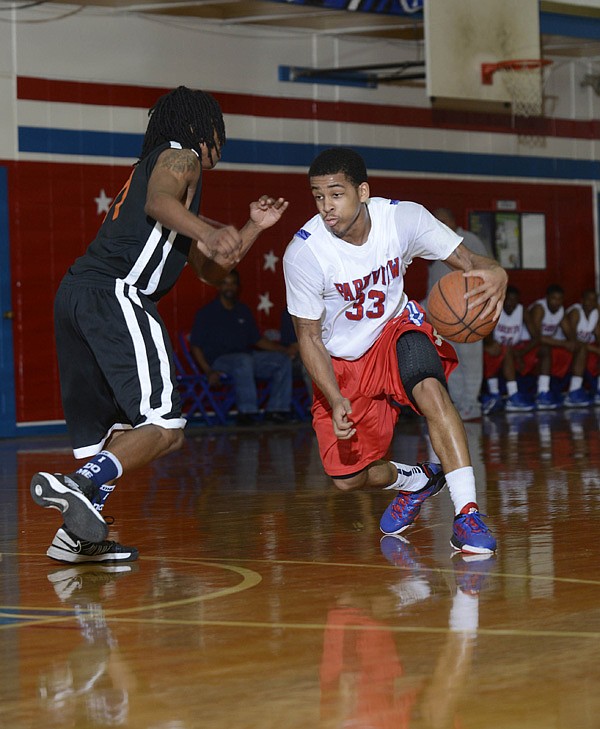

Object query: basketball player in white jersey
[482,285,536,412]
[283,148,507,554]
[566,288,600,406]
[528,284,587,409]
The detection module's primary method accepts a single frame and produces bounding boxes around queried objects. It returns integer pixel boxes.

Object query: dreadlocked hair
[139,86,226,160]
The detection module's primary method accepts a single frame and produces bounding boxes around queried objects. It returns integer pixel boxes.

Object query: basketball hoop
[481,59,552,118]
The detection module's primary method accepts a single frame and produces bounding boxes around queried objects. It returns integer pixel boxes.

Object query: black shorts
[54,279,185,459]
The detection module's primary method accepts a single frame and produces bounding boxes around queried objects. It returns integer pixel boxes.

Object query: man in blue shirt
[190,269,293,424]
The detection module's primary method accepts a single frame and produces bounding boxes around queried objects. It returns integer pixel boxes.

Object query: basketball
[426,270,496,343]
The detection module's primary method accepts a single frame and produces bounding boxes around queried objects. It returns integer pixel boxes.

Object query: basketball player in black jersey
[29,86,289,563]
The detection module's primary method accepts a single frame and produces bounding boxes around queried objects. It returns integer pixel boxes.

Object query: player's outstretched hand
[250,195,289,230]
[197,225,243,266]
[332,398,355,440]
[464,266,508,321]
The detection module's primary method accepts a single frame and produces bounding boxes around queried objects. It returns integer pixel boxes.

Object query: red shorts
[586,351,599,377]
[483,344,538,379]
[312,304,458,477]
[483,346,506,379]
[546,347,572,378]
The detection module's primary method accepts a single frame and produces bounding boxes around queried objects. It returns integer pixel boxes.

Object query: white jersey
[528,297,565,340]
[567,302,599,343]
[493,303,525,346]
[283,198,461,360]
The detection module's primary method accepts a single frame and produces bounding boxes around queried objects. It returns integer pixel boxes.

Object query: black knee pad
[396,331,447,407]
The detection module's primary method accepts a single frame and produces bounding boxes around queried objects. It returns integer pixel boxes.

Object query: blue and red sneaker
[450,505,496,554]
[452,553,497,595]
[380,462,446,535]
[379,534,423,570]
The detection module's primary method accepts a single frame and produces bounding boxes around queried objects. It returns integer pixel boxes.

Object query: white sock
[487,378,500,395]
[386,462,430,491]
[570,376,583,392]
[445,466,477,515]
[506,380,518,397]
[389,576,432,609]
[538,375,550,394]
[450,588,479,635]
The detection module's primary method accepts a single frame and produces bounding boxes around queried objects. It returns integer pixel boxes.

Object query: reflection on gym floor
[1,407,600,728]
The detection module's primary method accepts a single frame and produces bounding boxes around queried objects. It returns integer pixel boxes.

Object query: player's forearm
[190,219,265,283]
[222,219,264,261]
[298,340,342,407]
[145,193,217,243]
[444,243,505,276]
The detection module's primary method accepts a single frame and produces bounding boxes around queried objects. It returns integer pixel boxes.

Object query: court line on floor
[139,554,600,587]
[76,615,600,640]
[0,561,262,629]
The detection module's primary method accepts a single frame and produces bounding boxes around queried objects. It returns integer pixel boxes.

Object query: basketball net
[482,60,552,148]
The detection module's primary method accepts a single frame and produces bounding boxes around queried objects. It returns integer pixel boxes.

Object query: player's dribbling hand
[332,398,356,440]
[249,196,289,229]
[464,265,508,320]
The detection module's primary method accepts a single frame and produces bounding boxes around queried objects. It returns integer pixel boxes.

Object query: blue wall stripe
[18,127,600,181]
[540,12,600,41]
[222,140,600,181]
[19,127,144,158]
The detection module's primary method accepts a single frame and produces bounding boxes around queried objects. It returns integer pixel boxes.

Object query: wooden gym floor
[1,407,599,728]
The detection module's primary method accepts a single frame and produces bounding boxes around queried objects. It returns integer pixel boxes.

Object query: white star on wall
[94,188,113,215]
[263,250,280,272]
[257,292,274,315]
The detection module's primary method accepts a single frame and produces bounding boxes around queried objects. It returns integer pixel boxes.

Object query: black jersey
[68,141,201,301]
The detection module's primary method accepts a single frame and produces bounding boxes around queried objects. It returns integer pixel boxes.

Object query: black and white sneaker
[30,472,108,543]
[46,527,139,564]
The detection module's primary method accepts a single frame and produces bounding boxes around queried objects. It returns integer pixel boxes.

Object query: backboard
[424,0,544,114]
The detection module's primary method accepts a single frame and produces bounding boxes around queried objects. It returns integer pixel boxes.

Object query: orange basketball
[426,270,496,343]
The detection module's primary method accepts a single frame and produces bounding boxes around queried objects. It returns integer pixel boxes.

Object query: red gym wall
[7,160,596,424]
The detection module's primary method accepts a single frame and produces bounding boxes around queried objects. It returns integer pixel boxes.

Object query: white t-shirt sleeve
[283,238,325,321]
[395,203,462,261]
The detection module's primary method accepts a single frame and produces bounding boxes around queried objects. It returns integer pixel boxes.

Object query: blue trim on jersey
[17,129,600,181]
[406,300,424,326]
[296,229,311,240]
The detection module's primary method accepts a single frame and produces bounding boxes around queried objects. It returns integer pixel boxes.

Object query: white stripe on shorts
[115,279,175,422]
[127,285,176,416]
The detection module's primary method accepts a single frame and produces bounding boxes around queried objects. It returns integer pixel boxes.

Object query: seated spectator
[482,285,537,413]
[566,288,600,405]
[189,269,293,425]
[280,307,313,397]
[527,284,588,410]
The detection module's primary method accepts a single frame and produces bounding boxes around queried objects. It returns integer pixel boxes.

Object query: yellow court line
[141,554,600,587]
[0,562,262,629]
[3,610,599,640]
[106,562,262,616]
[79,616,600,640]
[6,550,600,587]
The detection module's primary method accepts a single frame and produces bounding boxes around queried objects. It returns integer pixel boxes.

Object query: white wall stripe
[16,99,596,166]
